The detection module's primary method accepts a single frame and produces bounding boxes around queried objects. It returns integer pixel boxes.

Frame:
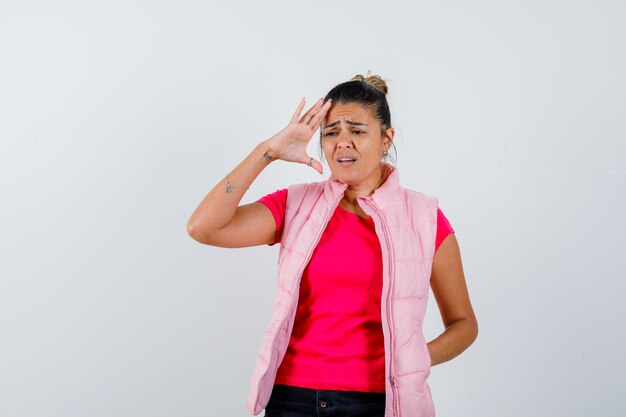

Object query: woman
[187,73,478,417]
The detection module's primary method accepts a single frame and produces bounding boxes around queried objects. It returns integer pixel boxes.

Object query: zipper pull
[389,374,396,387]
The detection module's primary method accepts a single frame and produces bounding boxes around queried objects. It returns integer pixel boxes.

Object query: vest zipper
[256,186,347,408]
[362,197,400,417]
[390,375,400,417]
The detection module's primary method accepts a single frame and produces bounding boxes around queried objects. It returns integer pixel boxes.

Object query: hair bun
[351,70,388,95]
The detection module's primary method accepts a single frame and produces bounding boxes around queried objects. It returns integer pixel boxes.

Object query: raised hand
[266,97,333,174]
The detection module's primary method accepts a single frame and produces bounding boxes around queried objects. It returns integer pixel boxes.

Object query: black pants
[264,384,386,417]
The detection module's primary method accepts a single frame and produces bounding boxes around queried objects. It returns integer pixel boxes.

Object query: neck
[341,164,390,205]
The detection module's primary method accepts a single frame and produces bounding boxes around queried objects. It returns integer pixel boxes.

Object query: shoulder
[401,187,439,209]
[256,188,288,209]
[287,178,326,191]
[287,179,326,203]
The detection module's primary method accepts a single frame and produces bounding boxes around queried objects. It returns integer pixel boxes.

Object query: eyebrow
[323,120,368,130]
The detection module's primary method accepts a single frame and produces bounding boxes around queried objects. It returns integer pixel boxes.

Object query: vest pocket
[418,331,432,371]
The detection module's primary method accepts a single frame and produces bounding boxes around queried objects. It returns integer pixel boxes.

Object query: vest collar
[323,163,402,210]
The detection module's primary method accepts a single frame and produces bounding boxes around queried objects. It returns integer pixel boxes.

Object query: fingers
[308,99,332,130]
[302,155,324,175]
[299,98,324,124]
[310,158,323,175]
[289,97,306,125]
[289,97,332,133]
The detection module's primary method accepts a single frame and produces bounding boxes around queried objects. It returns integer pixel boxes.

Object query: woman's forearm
[186,140,277,239]
[427,317,478,366]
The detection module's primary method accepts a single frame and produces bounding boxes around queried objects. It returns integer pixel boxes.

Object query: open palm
[267,97,332,174]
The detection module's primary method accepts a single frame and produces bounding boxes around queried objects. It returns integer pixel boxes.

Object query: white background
[1,1,624,416]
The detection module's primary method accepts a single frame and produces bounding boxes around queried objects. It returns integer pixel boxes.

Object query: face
[320,102,394,189]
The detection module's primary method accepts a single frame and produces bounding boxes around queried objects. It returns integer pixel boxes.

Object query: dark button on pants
[264,384,386,417]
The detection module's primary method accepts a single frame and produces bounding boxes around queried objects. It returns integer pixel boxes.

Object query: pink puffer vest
[247,163,439,417]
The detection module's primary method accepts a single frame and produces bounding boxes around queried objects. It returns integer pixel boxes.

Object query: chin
[331,170,360,185]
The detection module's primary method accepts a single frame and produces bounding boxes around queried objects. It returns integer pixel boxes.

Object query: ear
[383,127,395,148]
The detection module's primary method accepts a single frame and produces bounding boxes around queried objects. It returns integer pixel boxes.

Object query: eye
[352,130,364,135]
[324,132,337,137]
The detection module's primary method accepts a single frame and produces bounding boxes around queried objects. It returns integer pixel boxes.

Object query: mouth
[336,157,357,167]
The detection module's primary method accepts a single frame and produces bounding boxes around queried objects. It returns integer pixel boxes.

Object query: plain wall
[1,1,624,416]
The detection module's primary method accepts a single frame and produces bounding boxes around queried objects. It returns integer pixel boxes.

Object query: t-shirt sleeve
[256,188,288,246]
[435,207,455,252]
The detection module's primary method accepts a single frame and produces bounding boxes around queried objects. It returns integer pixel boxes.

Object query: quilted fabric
[247,163,438,417]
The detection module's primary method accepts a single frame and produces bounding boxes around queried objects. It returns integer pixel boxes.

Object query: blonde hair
[351,70,388,95]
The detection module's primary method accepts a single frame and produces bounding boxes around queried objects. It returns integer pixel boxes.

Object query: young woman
[187,73,478,417]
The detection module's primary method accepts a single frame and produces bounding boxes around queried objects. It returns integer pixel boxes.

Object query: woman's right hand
[187,97,332,248]
[265,97,333,174]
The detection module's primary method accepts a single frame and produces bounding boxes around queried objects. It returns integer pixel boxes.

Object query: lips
[336,155,357,162]
[337,158,356,167]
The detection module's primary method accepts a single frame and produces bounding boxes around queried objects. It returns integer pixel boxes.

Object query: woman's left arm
[427,233,479,366]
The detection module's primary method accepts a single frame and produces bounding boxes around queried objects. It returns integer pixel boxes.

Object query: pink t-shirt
[257,188,454,393]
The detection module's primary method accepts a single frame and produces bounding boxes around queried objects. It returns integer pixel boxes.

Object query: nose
[337,129,353,148]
